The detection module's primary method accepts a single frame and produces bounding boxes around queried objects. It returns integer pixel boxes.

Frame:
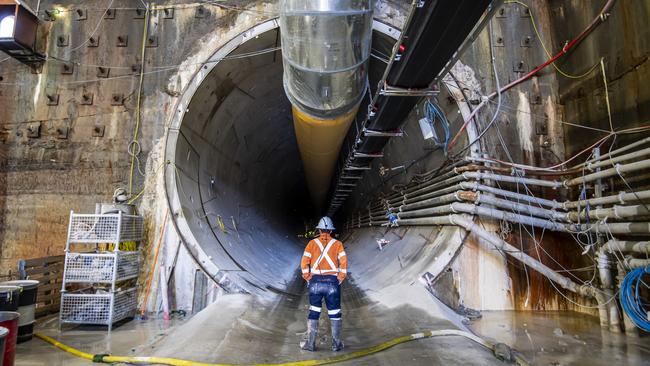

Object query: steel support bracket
[162,8,174,19]
[134,8,146,19]
[363,128,404,137]
[147,36,158,48]
[46,94,59,106]
[111,93,124,106]
[74,9,87,21]
[97,67,110,78]
[344,165,372,171]
[26,122,40,138]
[80,93,93,105]
[92,125,105,137]
[56,127,69,139]
[56,35,69,47]
[379,83,438,97]
[61,62,74,74]
[88,36,100,47]
[117,35,128,47]
[353,151,384,158]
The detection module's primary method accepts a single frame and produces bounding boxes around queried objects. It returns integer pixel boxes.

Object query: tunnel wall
[452,0,646,313]
[339,1,628,314]
[340,71,517,311]
[0,0,288,303]
[166,22,305,294]
[551,0,650,157]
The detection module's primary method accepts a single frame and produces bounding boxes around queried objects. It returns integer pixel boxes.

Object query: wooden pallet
[18,255,64,317]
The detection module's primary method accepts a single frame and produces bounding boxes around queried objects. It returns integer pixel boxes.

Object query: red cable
[447,0,616,152]
[477,124,650,172]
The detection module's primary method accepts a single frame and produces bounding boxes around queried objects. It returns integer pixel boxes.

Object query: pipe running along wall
[345,151,650,305]
[280,0,373,210]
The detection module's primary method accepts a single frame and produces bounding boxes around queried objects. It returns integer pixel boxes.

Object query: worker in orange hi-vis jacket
[300,216,347,352]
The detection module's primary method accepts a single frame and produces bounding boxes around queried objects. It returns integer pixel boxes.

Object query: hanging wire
[1,47,282,87]
[620,266,650,331]
[66,0,115,53]
[503,0,601,80]
[423,100,451,151]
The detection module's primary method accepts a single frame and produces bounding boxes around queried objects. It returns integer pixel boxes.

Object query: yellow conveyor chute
[292,106,358,210]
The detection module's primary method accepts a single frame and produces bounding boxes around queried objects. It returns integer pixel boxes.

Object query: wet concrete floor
[139,278,502,366]
[17,280,650,365]
[471,311,650,366]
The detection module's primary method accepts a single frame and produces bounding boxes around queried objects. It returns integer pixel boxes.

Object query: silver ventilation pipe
[280,0,374,210]
[280,0,373,117]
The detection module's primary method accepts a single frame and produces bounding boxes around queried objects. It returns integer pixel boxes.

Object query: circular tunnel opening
[165,20,399,295]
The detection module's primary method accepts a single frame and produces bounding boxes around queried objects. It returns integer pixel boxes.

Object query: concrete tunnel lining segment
[162,18,468,298]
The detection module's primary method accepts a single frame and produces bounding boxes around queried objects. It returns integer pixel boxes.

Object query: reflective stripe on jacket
[301,233,348,278]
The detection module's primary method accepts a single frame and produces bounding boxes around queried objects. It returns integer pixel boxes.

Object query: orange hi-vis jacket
[301,233,348,282]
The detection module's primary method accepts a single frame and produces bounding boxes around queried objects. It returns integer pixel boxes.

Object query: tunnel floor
[140,276,503,365]
[19,280,650,365]
[20,226,650,365]
[21,279,501,365]
[21,227,650,365]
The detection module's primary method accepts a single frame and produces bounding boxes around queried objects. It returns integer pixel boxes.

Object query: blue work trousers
[307,275,341,320]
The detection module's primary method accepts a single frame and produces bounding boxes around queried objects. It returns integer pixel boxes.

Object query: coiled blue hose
[620,266,650,332]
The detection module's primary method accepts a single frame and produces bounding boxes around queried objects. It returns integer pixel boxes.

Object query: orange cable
[140,208,169,315]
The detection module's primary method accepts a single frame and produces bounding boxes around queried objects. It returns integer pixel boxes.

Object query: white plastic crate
[60,287,137,329]
[67,212,144,245]
[63,252,139,284]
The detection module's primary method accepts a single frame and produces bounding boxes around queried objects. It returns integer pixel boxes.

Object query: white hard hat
[315,216,335,231]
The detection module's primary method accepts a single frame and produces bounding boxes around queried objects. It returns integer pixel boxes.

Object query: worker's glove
[302,273,312,282]
[337,274,346,284]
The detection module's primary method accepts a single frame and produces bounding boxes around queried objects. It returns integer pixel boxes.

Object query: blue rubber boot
[331,319,344,351]
[301,319,318,351]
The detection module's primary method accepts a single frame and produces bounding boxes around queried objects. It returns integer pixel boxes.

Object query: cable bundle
[620,266,650,332]
[424,100,451,151]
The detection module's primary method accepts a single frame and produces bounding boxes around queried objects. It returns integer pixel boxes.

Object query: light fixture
[0,14,14,38]
[0,0,43,68]
[44,7,64,20]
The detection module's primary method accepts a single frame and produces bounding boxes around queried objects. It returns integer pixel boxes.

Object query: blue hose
[424,100,450,151]
[620,266,650,332]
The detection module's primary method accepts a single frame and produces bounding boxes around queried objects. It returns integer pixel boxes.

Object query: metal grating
[60,287,137,326]
[119,217,145,242]
[67,212,144,244]
[64,252,139,284]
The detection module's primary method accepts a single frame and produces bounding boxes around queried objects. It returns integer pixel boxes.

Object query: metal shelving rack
[59,210,144,330]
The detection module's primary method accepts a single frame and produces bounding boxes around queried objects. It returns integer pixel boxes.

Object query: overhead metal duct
[280,0,373,210]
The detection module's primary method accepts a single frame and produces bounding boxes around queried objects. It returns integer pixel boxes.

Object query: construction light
[0,0,42,68]
[0,14,14,38]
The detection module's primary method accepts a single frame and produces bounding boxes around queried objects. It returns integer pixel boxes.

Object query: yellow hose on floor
[35,330,528,366]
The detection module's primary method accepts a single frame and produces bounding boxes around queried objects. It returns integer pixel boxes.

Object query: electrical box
[418,117,439,141]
